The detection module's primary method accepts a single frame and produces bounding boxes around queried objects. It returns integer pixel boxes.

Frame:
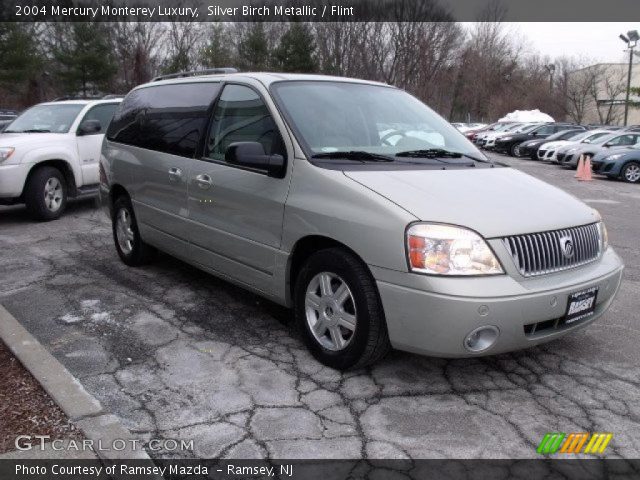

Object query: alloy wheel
[115,208,135,254]
[624,164,640,183]
[305,272,357,351]
[43,177,63,212]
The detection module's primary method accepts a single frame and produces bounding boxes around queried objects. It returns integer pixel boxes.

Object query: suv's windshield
[271,81,483,159]
[4,104,84,134]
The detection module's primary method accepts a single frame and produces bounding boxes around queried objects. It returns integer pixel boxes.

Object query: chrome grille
[502,223,601,277]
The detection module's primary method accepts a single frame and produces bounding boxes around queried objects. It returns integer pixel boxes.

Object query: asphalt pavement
[0,153,638,460]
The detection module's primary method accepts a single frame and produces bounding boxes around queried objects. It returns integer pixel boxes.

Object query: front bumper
[372,248,623,357]
[0,163,30,199]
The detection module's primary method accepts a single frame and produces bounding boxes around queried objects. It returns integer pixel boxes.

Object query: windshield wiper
[395,148,490,163]
[21,129,51,133]
[311,151,394,162]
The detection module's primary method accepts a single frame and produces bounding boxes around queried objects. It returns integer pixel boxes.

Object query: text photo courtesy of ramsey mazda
[0,2,639,479]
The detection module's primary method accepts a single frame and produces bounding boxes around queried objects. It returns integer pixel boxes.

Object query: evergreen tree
[52,23,117,97]
[238,23,269,71]
[273,23,317,73]
[0,24,43,101]
[200,23,235,69]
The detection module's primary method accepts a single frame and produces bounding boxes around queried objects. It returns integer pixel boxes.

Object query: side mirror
[225,142,285,178]
[78,119,102,136]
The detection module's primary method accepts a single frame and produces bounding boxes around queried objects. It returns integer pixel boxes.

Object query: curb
[0,303,161,478]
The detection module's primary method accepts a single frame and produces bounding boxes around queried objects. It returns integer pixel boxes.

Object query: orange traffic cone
[575,155,584,178]
[579,155,593,181]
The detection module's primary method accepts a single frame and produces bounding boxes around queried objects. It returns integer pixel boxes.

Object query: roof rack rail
[152,68,238,82]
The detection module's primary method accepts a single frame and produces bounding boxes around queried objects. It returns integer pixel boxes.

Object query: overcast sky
[467,23,639,64]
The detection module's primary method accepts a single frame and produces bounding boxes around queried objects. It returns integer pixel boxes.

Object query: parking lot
[0,153,639,460]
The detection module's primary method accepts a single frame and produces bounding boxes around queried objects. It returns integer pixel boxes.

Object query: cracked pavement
[0,154,639,460]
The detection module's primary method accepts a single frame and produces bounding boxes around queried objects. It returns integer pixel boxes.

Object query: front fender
[21,147,81,188]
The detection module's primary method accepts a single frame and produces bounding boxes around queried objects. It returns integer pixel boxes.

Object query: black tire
[621,161,640,183]
[24,166,67,221]
[294,248,391,370]
[112,195,156,266]
[509,143,521,157]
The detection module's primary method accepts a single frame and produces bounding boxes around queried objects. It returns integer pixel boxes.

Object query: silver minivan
[100,72,623,369]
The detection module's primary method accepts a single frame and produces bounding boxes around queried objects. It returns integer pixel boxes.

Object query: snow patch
[498,109,554,123]
[59,314,83,324]
[90,312,111,323]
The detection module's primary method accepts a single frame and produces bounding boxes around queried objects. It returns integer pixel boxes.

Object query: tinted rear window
[106,83,221,157]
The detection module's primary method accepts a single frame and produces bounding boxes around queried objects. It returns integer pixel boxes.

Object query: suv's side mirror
[78,119,102,136]
[225,142,285,178]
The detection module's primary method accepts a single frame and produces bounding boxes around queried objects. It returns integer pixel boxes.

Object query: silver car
[100,72,624,369]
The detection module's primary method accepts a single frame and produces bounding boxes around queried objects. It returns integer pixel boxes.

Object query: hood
[592,146,639,161]
[344,167,598,238]
[0,132,68,149]
[521,138,545,148]
[540,140,571,150]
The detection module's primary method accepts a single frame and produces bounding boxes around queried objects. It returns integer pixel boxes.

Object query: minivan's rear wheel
[621,161,640,183]
[24,166,67,221]
[112,195,156,266]
[294,248,390,370]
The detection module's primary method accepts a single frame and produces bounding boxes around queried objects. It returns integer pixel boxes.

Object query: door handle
[168,167,182,182]
[195,174,213,189]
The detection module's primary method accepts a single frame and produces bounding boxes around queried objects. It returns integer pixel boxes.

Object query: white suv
[0,99,121,220]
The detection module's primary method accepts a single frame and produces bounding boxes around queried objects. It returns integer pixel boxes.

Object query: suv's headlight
[0,147,14,162]
[406,223,504,275]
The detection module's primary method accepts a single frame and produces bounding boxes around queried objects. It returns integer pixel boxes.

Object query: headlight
[604,154,623,161]
[567,148,578,154]
[406,223,504,275]
[599,221,609,251]
[501,136,513,141]
[0,147,14,162]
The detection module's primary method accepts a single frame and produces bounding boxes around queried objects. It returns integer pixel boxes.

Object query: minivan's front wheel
[112,196,156,266]
[24,166,67,221]
[294,248,390,370]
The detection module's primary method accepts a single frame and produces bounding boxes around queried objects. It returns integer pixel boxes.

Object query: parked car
[473,122,524,146]
[0,109,18,132]
[557,132,640,168]
[100,71,623,369]
[465,122,506,142]
[494,123,578,156]
[482,123,542,150]
[591,146,640,183]
[540,130,613,163]
[518,128,586,160]
[0,99,121,220]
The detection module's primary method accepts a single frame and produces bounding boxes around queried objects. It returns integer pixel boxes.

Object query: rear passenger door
[187,83,291,293]
[105,82,220,258]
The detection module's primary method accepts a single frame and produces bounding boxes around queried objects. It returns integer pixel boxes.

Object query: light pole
[619,30,638,127]
[545,64,555,93]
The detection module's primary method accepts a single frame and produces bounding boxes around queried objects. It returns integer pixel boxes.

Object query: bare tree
[112,21,164,90]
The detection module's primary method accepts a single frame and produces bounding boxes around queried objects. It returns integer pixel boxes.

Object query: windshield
[4,104,84,133]
[271,81,482,158]
[516,124,540,133]
[583,132,613,144]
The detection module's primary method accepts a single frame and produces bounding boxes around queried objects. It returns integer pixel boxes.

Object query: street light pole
[625,47,634,126]
[619,30,638,127]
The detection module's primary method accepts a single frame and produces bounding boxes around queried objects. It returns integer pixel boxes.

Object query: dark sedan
[517,128,586,160]
[591,146,640,183]
[494,123,579,156]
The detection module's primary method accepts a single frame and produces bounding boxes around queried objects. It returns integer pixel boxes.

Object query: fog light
[464,325,499,352]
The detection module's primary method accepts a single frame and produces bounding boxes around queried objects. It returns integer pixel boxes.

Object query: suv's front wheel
[24,166,67,221]
[294,248,390,370]
[112,195,156,266]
